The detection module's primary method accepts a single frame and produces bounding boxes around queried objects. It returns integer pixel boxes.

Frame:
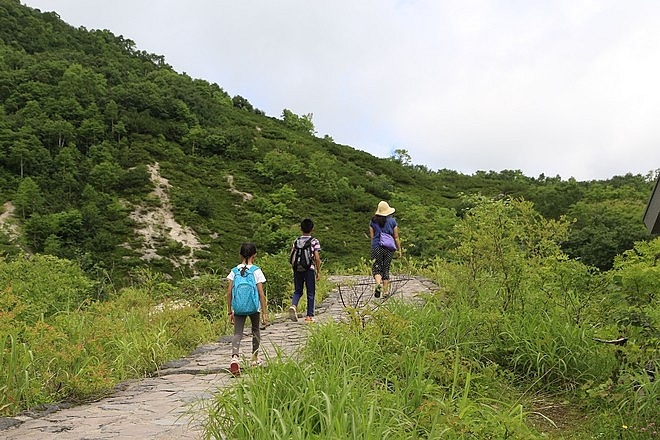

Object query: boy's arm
[314,250,322,280]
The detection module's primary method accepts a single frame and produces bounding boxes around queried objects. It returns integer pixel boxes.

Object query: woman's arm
[393,226,403,257]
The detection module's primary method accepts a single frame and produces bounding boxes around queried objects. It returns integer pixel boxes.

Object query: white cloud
[21,0,660,180]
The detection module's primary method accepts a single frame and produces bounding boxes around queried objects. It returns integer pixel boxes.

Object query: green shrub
[0,269,218,417]
[0,254,96,324]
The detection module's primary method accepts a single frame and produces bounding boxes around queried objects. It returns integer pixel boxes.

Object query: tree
[563,200,651,270]
[255,150,302,183]
[58,63,107,107]
[281,109,315,135]
[53,145,83,204]
[451,195,571,311]
[41,117,75,150]
[390,149,412,166]
[232,95,254,112]
[7,130,51,178]
[89,161,124,193]
[13,176,44,218]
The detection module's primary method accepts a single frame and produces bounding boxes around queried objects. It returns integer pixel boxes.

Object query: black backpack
[290,237,313,272]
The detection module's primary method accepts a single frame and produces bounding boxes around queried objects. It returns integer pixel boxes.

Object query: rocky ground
[1,275,437,440]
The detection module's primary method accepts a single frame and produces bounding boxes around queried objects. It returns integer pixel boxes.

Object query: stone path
[1,275,437,439]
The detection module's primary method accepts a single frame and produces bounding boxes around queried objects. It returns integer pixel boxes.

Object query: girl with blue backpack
[226,242,268,376]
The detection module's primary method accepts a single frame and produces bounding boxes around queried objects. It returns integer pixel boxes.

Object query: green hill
[0,0,654,285]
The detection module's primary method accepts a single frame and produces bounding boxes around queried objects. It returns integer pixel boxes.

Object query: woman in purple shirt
[369,201,402,297]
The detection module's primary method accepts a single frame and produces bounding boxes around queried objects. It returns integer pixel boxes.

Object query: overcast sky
[21,0,660,181]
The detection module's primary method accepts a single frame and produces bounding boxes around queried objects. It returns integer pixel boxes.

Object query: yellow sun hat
[375,201,395,216]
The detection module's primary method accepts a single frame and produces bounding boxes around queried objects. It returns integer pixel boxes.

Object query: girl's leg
[304,269,316,317]
[249,312,261,355]
[231,314,247,357]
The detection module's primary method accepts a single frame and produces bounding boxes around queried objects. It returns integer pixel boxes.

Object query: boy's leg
[304,269,316,317]
[290,271,304,321]
[292,271,304,307]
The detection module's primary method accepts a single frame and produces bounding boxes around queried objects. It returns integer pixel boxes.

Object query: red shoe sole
[230,362,240,377]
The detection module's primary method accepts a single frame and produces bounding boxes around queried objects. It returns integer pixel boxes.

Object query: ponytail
[239,242,257,276]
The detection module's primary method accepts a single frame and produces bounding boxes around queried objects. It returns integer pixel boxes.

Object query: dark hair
[371,215,386,228]
[300,218,314,234]
[239,242,257,275]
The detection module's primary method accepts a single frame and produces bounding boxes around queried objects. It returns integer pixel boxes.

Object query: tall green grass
[205,302,539,439]
[0,277,221,416]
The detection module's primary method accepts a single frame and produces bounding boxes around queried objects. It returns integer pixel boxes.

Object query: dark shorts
[371,246,394,279]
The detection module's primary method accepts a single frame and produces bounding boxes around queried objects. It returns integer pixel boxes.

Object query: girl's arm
[226,280,234,322]
[257,283,268,324]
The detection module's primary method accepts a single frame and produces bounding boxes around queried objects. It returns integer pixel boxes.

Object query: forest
[0,1,658,438]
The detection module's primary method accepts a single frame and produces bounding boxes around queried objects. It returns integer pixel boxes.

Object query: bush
[0,254,96,324]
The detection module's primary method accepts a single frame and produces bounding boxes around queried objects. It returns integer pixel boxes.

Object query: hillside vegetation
[0,0,655,286]
[0,1,658,438]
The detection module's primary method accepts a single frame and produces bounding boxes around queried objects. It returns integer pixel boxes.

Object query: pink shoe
[230,357,240,377]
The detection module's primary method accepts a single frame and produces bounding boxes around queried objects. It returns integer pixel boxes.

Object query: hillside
[0,0,655,285]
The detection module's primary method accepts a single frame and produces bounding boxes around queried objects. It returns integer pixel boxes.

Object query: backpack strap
[296,236,312,248]
[373,220,393,236]
[234,265,257,277]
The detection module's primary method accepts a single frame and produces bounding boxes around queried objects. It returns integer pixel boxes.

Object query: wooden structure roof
[643,174,660,234]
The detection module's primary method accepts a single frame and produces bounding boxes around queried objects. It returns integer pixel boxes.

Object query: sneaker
[374,284,382,298]
[304,316,314,323]
[230,357,240,377]
[288,305,298,322]
[250,354,264,367]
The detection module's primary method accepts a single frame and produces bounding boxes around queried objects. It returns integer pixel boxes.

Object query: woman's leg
[371,247,385,296]
[381,250,395,293]
[371,247,383,283]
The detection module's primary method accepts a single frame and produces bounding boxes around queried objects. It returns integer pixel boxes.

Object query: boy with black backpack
[288,218,321,323]
[226,242,268,376]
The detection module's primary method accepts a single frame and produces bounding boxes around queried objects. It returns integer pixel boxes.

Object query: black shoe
[374,284,382,298]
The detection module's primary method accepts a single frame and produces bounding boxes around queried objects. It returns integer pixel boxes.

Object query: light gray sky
[21,0,660,181]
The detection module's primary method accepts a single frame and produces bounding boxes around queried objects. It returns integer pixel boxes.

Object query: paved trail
[1,276,437,439]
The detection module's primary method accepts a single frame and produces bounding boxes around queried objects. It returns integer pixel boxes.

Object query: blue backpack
[231,265,260,315]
